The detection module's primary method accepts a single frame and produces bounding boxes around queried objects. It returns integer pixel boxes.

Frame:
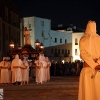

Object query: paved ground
[0,76,79,100]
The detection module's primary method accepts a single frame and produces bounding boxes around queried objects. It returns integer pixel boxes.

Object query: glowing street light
[9,40,14,49]
[35,39,44,53]
[35,39,40,52]
[40,42,44,52]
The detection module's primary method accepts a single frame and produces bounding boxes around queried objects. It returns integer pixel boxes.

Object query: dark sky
[11,0,100,33]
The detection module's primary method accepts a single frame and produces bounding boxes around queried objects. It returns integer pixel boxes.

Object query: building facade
[0,0,20,60]
[21,16,84,62]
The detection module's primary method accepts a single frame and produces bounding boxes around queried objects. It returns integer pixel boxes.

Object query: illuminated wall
[21,16,72,48]
[72,33,84,61]
[21,16,84,62]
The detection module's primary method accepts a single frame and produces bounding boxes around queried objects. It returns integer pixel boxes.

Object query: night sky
[11,0,100,33]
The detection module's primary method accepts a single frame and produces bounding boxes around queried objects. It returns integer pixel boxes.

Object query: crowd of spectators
[50,60,83,76]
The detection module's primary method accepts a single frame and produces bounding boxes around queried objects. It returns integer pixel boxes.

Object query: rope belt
[84,58,98,67]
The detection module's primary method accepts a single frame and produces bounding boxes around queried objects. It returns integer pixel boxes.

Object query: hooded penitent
[0,57,6,66]
[78,21,100,100]
[11,54,23,83]
[11,54,24,70]
[39,54,47,68]
[79,21,100,69]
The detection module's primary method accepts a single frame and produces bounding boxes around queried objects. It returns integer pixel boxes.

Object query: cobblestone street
[0,76,79,100]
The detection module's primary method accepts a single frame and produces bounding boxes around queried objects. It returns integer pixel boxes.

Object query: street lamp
[9,40,14,60]
[35,39,40,52]
[9,40,14,49]
[35,39,44,53]
[40,42,44,52]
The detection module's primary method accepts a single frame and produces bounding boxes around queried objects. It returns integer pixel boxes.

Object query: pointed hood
[3,57,6,61]
[85,21,97,36]
[15,54,19,59]
[79,21,100,60]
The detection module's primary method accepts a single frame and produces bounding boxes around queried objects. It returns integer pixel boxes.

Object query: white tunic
[7,61,11,83]
[45,57,51,81]
[34,60,43,84]
[11,54,24,83]
[0,61,10,83]
[78,21,100,100]
[22,59,29,82]
[39,55,47,82]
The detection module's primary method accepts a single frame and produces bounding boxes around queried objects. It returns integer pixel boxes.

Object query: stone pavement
[0,76,79,100]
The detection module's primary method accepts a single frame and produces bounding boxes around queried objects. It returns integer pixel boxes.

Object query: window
[55,38,57,43]
[68,50,70,54]
[5,26,8,40]
[10,11,13,24]
[62,49,64,54]
[13,13,16,22]
[60,39,62,43]
[65,39,67,44]
[65,49,67,54]
[41,21,44,26]
[75,38,78,45]
[5,7,8,21]
[55,49,57,53]
[16,15,18,26]
[42,31,44,37]
[29,24,31,29]
[75,49,78,55]
[51,49,53,53]
[58,49,60,53]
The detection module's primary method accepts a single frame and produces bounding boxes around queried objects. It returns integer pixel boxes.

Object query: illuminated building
[20,17,84,62]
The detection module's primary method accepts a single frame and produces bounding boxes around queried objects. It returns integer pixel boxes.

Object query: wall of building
[22,16,51,48]
[49,30,72,47]
[34,17,51,47]
[21,16,84,62]
[22,16,73,48]
[44,43,72,63]
[0,17,2,60]
[0,0,20,61]
[72,32,84,61]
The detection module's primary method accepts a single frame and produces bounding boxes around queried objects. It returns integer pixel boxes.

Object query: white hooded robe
[78,21,100,100]
[11,54,24,83]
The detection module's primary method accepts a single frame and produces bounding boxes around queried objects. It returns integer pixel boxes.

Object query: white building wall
[34,17,51,47]
[22,16,73,48]
[49,30,72,47]
[22,16,51,48]
[21,16,84,62]
[72,32,84,61]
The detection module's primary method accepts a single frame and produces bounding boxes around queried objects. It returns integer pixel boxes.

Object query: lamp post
[17,45,22,58]
[35,39,44,53]
[9,40,14,60]
[35,39,40,52]
[39,42,44,53]
[9,40,14,52]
